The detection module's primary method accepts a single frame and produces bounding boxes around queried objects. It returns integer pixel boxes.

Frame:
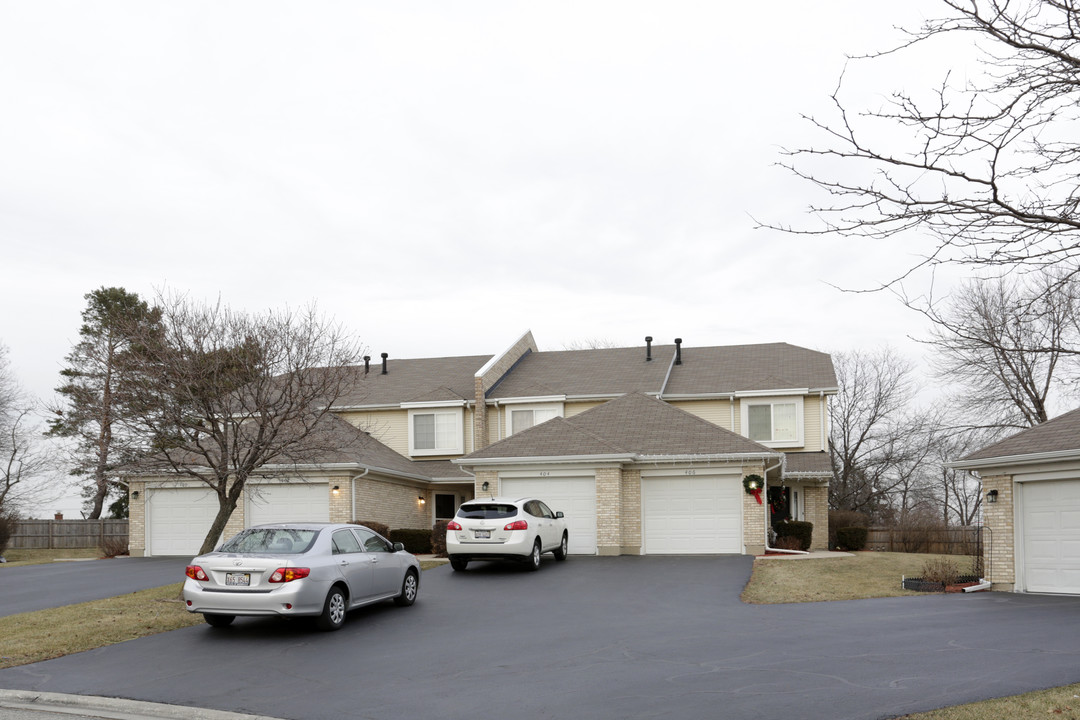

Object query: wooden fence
[865,525,982,556]
[8,519,129,550]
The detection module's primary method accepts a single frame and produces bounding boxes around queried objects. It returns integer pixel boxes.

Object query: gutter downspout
[762,456,808,556]
[348,468,371,519]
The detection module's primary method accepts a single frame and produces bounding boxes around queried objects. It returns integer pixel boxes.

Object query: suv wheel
[526,539,542,571]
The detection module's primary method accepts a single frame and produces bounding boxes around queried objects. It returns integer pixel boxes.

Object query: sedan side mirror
[555,511,564,519]
[393,542,405,552]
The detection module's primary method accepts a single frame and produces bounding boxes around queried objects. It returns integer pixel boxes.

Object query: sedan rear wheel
[317,587,347,631]
[526,539,542,571]
[394,570,419,606]
[203,613,235,628]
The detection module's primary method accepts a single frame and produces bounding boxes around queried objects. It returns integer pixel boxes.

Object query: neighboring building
[129,331,837,557]
[950,408,1080,595]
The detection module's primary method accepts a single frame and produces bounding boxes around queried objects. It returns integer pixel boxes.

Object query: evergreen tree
[48,287,160,519]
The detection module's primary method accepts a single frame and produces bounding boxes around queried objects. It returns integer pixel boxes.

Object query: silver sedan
[183,522,420,631]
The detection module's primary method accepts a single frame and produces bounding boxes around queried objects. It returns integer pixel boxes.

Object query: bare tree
[0,344,61,516]
[769,0,1080,282]
[122,295,365,554]
[829,347,924,521]
[918,271,1079,429]
[928,424,997,525]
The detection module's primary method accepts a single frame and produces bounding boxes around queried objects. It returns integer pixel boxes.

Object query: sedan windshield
[457,503,517,520]
[218,528,319,554]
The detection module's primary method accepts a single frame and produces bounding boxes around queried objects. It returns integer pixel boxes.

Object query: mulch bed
[903,575,983,593]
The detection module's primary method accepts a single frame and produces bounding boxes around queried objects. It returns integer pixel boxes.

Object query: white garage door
[148,487,219,557]
[501,477,596,554]
[642,474,742,554]
[248,484,330,525]
[1022,479,1080,594]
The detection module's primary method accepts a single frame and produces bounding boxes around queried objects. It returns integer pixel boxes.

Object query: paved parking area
[0,557,190,617]
[1,556,1079,720]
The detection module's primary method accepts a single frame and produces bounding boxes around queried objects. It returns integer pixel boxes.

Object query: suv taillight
[504,520,528,531]
[186,565,208,581]
[268,567,310,583]
[447,521,462,531]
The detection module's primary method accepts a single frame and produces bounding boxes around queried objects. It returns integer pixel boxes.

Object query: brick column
[620,469,642,554]
[473,378,488,451]
[981,475,1015,590]
[742,465,766,555]
[475,470,498,498]
[596,468,622,555]
[804,485,829,550]
[129,482,146,557]
[329,477,352,523]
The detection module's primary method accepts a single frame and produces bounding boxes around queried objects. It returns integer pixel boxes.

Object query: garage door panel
[248,484,329,525]
[148,488,218,557]
[1022,479,1080,594]
[643,475,741,555]
[501,478,596,555]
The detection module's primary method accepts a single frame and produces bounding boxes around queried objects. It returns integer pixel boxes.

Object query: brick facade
[803,484,829,551]
[128,482,146,557]
[595,467,622,556]
[328,477,352,524]
[620,469,642,554]
[981,474,1015,590]
[742,464,766,555]
[353,477,431,529]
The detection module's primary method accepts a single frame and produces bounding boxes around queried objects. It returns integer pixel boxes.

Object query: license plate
[474,530,491,539]
[225,572,250,586]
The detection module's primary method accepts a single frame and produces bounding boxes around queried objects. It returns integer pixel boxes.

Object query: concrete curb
[0,689,287,720]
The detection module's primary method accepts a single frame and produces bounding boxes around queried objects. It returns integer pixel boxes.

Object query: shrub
[389,528,432,554]
[774,520,813,551]
[0,511,15,555]
[921,556,960,586]
[828,510,869,549]
[772,536,803,551]
[836,526,868,551]
[431,520,448,556]
[99,535,129,558]
[351,520,390,539]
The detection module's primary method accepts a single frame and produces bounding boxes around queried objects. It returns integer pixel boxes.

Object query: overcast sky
[2,1,966,515]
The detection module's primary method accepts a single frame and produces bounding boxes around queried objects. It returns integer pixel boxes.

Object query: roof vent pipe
[381,353,388,375]
[363,356,371,375]
[645,336,653,362]
[674,338,683,365]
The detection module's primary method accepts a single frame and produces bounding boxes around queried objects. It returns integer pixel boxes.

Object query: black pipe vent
[645,336,653,362]
[674,338,682,365]
[381,352,388,375]
[363,356,371,374]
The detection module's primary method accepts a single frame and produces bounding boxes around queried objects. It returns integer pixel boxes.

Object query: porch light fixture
[332,485,340,496]
[418,495,426,505]
[132,491,139,500]
[986,489,998,504]
[481,481,490,492]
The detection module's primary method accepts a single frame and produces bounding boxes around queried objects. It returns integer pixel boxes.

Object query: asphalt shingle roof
[333,355,491,407]
[464,392,777,461]
[962,407,1080,461]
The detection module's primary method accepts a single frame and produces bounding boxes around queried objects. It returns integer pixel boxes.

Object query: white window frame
[740,396,804,448]
[407,407,464,456]
[504,403,563,437]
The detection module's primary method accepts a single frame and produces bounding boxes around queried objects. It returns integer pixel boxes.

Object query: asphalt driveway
[0,557,190,618]
[1,556,1079,720]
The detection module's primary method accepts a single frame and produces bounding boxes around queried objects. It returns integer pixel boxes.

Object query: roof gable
[963,407,1080,462]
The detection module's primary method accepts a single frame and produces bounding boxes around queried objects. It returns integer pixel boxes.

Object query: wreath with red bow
[742,474,764,505]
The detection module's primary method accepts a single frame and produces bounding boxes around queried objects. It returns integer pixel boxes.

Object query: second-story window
[742,397,803,448]
[409,408,463,455]
[511,407,558,435]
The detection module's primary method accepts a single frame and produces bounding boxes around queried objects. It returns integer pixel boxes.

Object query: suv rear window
[457,503,518,520]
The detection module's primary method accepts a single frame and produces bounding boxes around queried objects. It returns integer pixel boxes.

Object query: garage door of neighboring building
[147,487,219,557]
[248,483,330,526]
[642,474,742,554]
[1022,479,1080,594]
[501,477,596,555]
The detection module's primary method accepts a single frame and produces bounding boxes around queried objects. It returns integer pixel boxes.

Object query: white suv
[446,497,568,571]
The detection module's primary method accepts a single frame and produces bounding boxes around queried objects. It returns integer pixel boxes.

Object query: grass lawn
[741,551,980,604]
[0,548,105,568]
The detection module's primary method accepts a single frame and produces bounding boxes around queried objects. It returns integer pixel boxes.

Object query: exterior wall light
[481,481,490,492]
[332,485,340,496]
[132,490,139,500]
[418,495,426,505]
[986,489,998,504]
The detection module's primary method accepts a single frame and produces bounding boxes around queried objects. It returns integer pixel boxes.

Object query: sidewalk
[0,690,287,720]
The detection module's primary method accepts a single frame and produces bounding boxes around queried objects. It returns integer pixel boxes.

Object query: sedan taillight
[447,521,462,531]
[268,567,311,583]
[504,520,528,531]
[186,565,208,581]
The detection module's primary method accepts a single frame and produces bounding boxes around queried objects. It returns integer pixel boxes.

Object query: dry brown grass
[0,582,202,669]
[0,548,103,568]
[741,551,978,604]
[897,683,1080,719]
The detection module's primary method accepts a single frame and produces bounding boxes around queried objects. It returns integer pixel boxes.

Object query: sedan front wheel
[394,570,419,606]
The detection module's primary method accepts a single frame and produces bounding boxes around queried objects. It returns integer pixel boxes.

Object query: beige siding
[668,398,735,431]
[339,409,410,456]
[802,394,827,452]
[565,400,606,417]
